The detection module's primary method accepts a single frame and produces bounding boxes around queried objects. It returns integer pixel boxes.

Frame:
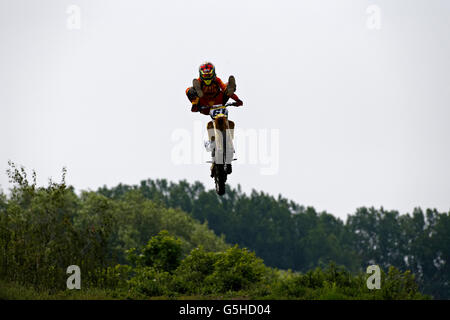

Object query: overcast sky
[1,0,449,220]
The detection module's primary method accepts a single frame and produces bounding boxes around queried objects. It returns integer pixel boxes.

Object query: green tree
[128,230,183,273]
[209,245,266,292]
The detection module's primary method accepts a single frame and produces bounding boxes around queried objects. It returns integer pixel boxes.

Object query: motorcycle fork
[212,116,234,165]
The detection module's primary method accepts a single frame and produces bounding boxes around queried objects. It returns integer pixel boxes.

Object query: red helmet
[199,62,216,85]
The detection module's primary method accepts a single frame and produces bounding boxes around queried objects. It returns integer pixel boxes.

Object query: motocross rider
[186,62,243,176]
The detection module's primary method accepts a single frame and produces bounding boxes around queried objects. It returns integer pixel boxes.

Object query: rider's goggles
[201,72,214,79]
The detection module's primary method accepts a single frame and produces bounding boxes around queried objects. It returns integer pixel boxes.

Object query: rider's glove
[200,106,210,115]
[235,99,243,107]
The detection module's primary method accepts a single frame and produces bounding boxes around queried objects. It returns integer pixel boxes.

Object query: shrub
[86,264,132,289]
[208,245,266,293]
[378,266,427,300]
[127,230,183,273]
[173,246,219,294]
[127,267,173,297]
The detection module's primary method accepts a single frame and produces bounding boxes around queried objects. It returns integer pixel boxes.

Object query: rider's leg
[220,76,236,104]
[186,87,201,111]
[226,75,236,96]
[186,86,198,101]
[192,78,204,98]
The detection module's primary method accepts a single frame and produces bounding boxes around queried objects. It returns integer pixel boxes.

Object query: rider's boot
[193,78,204,98]
[226,75,236,96]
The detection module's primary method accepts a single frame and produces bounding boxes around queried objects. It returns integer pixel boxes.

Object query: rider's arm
[229,93,242,105]
[192,105,210,115]
[200,108,210,115]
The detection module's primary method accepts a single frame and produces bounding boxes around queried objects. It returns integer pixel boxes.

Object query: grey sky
[1,0,449,220]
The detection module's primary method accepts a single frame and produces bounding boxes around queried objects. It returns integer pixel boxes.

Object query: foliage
[127,266,173,297]
[208,245,266,292]
[172,246,219,294]
[127,230,183,272]
[0,163,226,294]
[0,164,434,299]
[98,178,450,299]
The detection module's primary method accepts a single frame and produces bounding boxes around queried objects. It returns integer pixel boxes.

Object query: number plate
[210,108,228,119]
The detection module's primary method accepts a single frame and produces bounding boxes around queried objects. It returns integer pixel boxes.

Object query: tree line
[97,178,450,299]
[0,164,437,299]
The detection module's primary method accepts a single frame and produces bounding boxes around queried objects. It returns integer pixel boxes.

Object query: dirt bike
[201,102,238,195]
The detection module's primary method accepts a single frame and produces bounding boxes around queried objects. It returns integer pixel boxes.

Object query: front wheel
[214,165,226,195]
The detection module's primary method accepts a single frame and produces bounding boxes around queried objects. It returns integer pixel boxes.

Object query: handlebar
[197,103,237,112]
[208,102,238,110]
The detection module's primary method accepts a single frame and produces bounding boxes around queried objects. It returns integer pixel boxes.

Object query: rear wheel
[214,165,226,195]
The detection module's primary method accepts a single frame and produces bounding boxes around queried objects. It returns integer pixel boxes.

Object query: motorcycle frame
[207,105,235,166]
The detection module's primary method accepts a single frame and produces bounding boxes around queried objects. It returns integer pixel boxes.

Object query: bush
[126,230,183,273]
[208,245,266,293]
[86,264,132,289]
[269,263,429,300]
[173,246,219,294]
[127,267,173,297]
[378,266,427,300]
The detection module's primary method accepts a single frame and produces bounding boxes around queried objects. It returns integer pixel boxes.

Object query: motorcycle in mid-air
[200,102,239,195]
